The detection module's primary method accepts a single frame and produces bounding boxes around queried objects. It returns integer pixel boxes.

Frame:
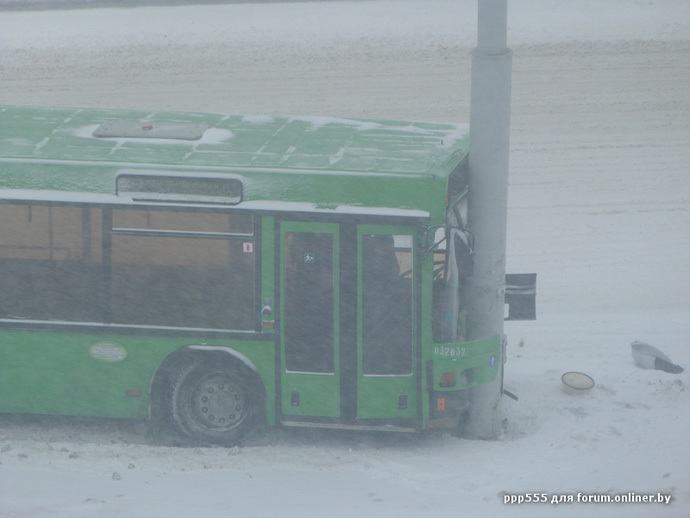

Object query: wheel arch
[149,344,266,427]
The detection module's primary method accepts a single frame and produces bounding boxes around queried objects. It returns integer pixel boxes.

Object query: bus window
[361,234,413,375]
[110,209,255,330]
[112,209,252,234]
[0,204,103,322]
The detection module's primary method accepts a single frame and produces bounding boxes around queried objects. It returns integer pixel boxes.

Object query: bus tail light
[439,372,456,387]
[436,397,446,411]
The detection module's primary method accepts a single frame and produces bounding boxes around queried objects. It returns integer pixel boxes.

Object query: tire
[450,409,470,439]
[170,361,260,446]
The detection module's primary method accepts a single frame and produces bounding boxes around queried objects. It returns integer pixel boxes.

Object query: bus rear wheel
[170,362,258,446]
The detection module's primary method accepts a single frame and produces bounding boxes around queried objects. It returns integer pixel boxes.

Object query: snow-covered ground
[1,1,689,516]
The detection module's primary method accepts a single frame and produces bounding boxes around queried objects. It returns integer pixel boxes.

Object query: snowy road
[1,1,689,517]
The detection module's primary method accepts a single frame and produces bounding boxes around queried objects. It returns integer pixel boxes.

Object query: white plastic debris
[631,341,684,374]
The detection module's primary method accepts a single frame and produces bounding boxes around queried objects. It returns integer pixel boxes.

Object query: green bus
[0,105,534,445]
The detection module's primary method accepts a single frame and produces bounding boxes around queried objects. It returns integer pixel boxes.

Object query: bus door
[279,222,340,418]
[356,228,418,421]
[278,222,418,424]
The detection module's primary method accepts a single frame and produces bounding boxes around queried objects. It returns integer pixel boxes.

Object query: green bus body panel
[357,377,417,420]
[280,373,340,419]
[0,328,275,420]
[0,105,469,225]
[261,216,276,334]
[420,245,434,420]
[427,334,502,392]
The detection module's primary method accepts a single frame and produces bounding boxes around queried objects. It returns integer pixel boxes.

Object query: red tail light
[440,372,456,387]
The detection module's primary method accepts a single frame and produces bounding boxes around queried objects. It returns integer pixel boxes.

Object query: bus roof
[0,105,469,223]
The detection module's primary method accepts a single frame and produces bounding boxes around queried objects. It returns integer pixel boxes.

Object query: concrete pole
[464,0,512,439]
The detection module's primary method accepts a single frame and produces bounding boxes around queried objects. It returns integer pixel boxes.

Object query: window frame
[0,200,263,333]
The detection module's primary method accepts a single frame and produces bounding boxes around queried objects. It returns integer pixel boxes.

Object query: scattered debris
[503,389,519,401]
[228,446,240,456]
[631,342,684,374]
[83,498,105,504]
[561,372,595,395]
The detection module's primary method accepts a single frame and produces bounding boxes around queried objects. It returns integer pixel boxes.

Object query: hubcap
[189,372,246,431]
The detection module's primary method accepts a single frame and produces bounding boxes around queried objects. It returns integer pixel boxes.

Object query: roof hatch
[93,120,210,140]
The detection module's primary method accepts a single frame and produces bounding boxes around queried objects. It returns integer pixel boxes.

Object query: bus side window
[110,209,256,330]
[0,204,103,322]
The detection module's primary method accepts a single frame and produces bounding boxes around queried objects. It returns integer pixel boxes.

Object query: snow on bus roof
[0,105,469,176]
[0,106,468,223]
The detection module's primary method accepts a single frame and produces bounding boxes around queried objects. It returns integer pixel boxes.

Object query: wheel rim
[188,372,248,431]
